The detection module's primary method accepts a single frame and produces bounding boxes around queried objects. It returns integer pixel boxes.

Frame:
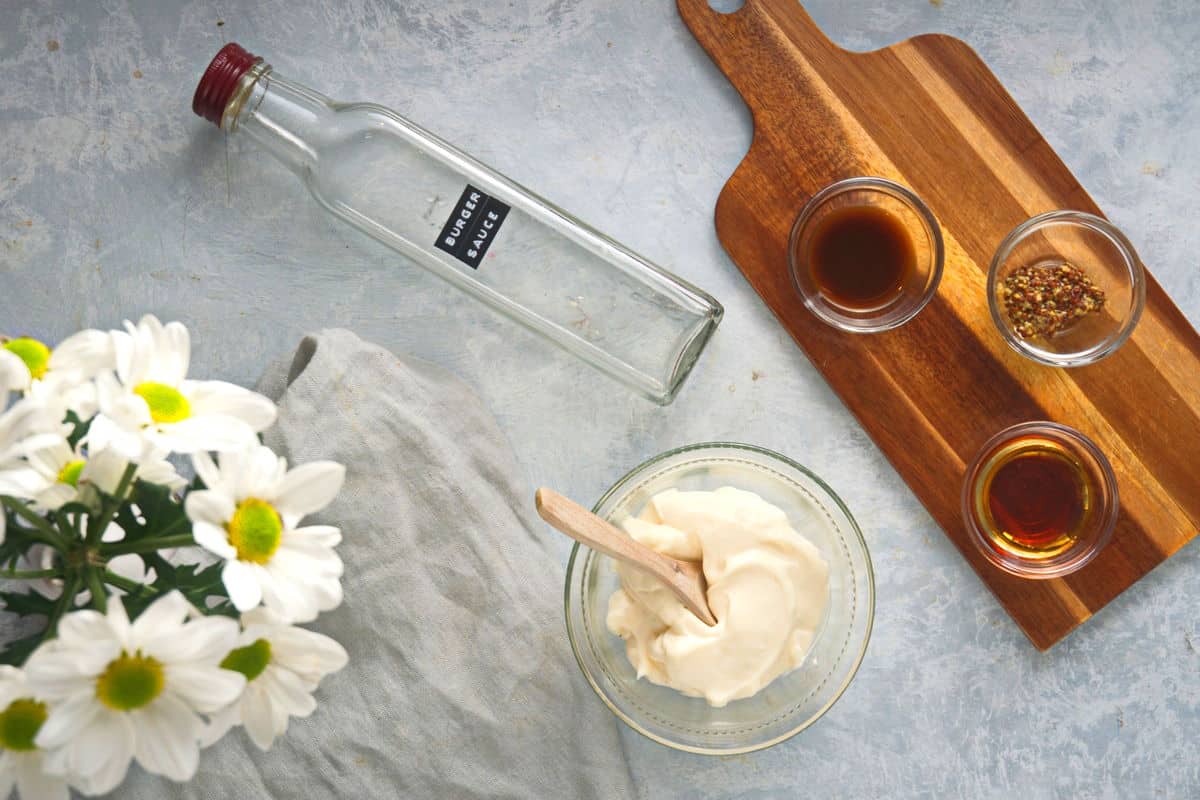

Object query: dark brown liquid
[986,445,1085,555]
[809,205,915,311]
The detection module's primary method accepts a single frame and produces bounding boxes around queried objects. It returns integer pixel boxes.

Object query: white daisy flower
[0,329,113,418]
[26,591,245,794]
[201,607,348,751]
[0,399,65,475]
[0,665,78,800]
[185,445,345,623]
[0,399,69,545]
[88,315,276,461]
[20,438,185,511]
[7,435,77,512]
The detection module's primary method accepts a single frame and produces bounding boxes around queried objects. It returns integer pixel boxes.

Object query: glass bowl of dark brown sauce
[962,421,1119,579]
[988,211,1145,366]
[788,177,944,333]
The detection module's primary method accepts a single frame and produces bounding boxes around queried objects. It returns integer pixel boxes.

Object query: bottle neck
[226,66,331,176]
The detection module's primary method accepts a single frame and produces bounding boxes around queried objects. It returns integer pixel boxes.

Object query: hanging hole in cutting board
[708,0,745,13]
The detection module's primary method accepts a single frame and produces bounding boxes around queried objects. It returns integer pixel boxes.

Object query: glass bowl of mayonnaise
[564,442,874,755]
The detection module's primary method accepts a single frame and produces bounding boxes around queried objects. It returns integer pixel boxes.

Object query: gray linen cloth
[80,329,635,798]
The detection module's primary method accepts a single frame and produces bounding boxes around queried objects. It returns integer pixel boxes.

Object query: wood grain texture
[678,0,1200,649]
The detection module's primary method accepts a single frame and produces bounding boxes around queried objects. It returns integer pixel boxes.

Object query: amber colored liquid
[982,440,1088,558]
[809,205,915,311]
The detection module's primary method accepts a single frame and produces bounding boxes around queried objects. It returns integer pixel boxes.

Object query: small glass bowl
[788,177,944,333]
[962,421,1119,579]
[564,442,874,755]
[988,211,1145,366]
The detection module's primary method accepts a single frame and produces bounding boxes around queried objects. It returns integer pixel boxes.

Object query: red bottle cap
[192,43,262,127]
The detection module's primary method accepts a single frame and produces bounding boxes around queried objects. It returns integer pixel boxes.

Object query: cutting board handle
[676,0,833,43]
[677,0,840,116]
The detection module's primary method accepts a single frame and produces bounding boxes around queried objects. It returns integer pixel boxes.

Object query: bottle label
[434,184,510,270]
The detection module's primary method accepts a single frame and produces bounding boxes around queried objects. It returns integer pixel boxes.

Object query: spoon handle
[535,488,669,568]
[534,488,717,626]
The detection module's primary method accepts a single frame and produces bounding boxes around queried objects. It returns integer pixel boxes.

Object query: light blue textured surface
[1,1,1197,797]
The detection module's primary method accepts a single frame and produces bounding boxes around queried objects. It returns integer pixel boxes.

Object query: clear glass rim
[223,62,271,132]
[986,210,1147,367]
[960,421,1119,579]
[787,176,945,333]
[563,441,876,755]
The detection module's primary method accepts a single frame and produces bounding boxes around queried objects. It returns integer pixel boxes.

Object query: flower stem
[0,568,59,580]
[100,533,195,557]
[1,497,69,550]
[54,513,77,543]
[86,463,138,545]
[44,572,82,637]
[86,568,108,613]
[103,570,153,595]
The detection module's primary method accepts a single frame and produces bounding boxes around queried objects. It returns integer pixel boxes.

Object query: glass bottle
[192,44,722,404]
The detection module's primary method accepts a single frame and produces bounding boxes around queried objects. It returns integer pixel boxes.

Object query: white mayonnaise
[606,486,829,707]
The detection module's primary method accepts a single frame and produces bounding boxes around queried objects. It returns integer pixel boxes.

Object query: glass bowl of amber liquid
[988,211,1145,367]
[962,421,1119,579]
[788,177,944,333]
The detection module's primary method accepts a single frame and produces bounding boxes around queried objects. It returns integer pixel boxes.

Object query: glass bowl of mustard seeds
[988,211,1145,367]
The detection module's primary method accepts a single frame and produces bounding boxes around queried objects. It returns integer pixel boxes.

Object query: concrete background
[2,0,1197,796]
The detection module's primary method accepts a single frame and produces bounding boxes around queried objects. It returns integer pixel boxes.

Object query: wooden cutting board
[679,0,1200,649]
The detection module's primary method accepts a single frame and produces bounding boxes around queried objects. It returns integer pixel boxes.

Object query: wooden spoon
[535,488,717,626]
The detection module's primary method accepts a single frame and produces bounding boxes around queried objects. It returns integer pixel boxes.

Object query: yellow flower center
[95,651,164,711]
[133,382,191,424]
[220,638,272,681]
[0,698,48,752]
[2,338,51,380]
[57,459,86,487]
[227,499,283,564]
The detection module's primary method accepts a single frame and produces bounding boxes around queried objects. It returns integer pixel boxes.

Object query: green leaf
[157,560,231,613]
[113,557,233,622]
[114,502,146,540]
[141,552,176,584]
[65,411,92,450]
[202,600,239,619]
[0,589,57,617]
[103,480,191,548]
[134,480,173,519]
[0,631,45,666]
[128,481,189,542]
[0,505,46,562]
[0,531,31,566]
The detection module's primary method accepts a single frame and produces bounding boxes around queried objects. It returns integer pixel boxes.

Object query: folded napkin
[112,329,635,798]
